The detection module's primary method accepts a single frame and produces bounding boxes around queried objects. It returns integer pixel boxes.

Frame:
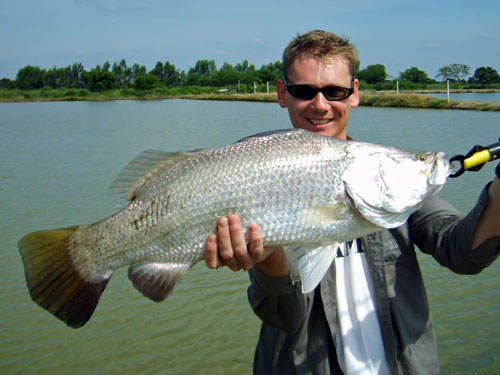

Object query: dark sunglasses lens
[323,87,350,100]
[287,84,352,101]
[289,85,317,100]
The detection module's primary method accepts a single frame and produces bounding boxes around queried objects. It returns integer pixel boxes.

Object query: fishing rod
[449,139,500,178]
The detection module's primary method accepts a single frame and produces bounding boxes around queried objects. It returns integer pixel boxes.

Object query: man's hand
[205,215,289,277]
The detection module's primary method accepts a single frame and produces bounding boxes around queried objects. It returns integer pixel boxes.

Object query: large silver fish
[18,129,449,328]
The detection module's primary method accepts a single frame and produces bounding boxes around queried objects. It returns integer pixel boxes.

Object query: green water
[1,100,498,374]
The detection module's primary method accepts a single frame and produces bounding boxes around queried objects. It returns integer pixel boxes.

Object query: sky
[1,0,500,80]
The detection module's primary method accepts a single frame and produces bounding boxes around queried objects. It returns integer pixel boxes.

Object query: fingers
[205,233,222,269]
[227,215,254,270]
[247,223,264,261]
[204,215,266,271]
[217,216,244,271]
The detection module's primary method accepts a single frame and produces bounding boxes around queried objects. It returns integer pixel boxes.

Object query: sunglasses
[282,76,354,101]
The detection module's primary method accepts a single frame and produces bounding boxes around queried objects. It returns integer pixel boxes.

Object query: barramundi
[18,129,449,328]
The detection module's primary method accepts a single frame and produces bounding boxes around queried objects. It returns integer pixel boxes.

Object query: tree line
[1,58,499,92]
[0,59,282,92]
[357,63,500,88]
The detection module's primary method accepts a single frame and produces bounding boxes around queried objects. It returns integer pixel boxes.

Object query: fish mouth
[429,152,450,186]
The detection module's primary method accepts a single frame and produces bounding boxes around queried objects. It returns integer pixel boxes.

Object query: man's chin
[294,122,346,139]
[305,123,334,137]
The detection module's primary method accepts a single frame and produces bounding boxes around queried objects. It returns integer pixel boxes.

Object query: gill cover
[342,150,437,228]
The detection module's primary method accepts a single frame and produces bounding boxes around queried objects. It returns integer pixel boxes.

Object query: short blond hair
[283,30,358,79]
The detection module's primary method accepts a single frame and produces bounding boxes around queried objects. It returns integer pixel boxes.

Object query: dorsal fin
[236,128,298,143]
[108,149,206,203]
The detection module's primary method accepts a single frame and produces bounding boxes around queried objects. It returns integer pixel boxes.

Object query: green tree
[436,64,470,82]
[239,61,259,84]
[184,72,203,86]
[190,59,216,76]
[355,60,360,75]
[149,61,181,86]
[85,67,116,91]
[45,66,73,88]
[150,61,164,81]
[70,63,86,88]
[213,62,239,86]
[235,60,250,73]
[186,60,217,86]
[399,67,430,83]
[112,59,133,87]
[163,61,181,86]
[131,64,147,84]
[102,61,111,72]
[16,65,45,89]
[258,61,283,83]
[357,64,386,84]
[0,78,15,89]
[134,74,159,90]
[469,66,500,84]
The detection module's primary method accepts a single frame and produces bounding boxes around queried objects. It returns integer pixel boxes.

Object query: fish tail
[18,226,109,328]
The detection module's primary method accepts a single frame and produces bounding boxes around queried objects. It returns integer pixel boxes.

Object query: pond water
[425,92,500,102]
[1,99,498,374]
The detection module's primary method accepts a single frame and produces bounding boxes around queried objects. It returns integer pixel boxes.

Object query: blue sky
[1,0,499,80]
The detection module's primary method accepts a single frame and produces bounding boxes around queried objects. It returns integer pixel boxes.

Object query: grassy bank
[180,91,500,111]
[359,92,500,111]
[1,87,500,111]
[0,86,218,102]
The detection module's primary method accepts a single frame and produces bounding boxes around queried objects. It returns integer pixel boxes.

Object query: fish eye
[417,153,427,161]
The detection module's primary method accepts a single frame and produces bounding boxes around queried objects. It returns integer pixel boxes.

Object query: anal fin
[128,262,189,302]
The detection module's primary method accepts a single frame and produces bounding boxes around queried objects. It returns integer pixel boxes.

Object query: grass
[359,91,500,111]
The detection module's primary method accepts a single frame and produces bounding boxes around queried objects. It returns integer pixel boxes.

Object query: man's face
[277,53,359,140]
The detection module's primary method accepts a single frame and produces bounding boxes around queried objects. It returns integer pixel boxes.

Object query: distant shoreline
[1,90,500,111]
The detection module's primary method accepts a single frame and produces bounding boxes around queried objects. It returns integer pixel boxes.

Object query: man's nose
[310,91,330,111]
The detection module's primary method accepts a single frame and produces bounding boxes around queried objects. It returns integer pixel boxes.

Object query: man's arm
[410,173,500,274]
[472,177,500,248]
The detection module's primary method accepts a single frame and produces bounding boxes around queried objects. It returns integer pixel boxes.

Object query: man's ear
[350,79,360,108]
[277,79,287,108]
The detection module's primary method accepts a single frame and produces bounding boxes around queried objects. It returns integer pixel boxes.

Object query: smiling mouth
[309,119,331,125]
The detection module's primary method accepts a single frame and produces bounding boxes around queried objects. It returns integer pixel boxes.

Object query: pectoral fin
[298,204,350,226]
[285,244,337,293]
[128,262,190,302]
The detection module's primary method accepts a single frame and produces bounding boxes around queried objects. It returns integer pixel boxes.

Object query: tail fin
[18,226,109,328]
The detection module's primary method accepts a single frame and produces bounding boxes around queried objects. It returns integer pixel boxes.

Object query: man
[205,30,500,374]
